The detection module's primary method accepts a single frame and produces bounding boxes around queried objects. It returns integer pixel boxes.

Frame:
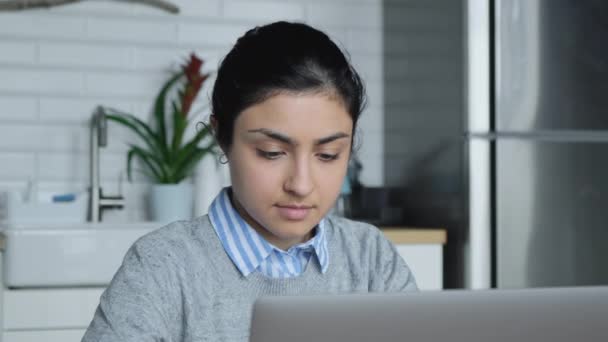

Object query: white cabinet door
[3,288,103,330]
[395,244,443,291]
[3,329,86,342]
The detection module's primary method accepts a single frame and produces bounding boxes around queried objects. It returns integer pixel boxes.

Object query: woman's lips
[275,205,313,221]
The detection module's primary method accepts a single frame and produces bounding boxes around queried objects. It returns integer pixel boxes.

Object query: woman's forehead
[235,93,353,133]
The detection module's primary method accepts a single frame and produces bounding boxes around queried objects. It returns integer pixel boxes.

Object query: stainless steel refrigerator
[465,0,608,289]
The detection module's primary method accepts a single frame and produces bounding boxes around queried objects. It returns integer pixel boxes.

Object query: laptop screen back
[249,286,608,342]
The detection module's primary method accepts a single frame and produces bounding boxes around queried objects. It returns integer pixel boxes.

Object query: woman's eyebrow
[247,128,350,146]
[248,128,293,145]
[315,132,350,145]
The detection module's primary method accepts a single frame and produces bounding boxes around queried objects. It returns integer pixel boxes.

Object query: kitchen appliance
[465,0,608,289]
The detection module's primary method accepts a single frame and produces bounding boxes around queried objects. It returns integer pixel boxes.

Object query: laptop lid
[249,286,608,342]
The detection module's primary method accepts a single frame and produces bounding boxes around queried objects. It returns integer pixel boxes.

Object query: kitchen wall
[382,0,464,229]
[0,0,385,221]
[382,0,465,288]
[383,0,463,189]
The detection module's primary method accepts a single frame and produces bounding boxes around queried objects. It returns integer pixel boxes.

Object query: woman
[83,21,417,342]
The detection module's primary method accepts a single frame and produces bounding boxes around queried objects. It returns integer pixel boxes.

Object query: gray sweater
[82,215,418,342]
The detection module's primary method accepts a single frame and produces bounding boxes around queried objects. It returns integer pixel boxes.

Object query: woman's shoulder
[130,215,216,259]
[325,215,386,243]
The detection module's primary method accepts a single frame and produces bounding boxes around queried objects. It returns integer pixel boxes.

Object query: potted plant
[104,53,216,223]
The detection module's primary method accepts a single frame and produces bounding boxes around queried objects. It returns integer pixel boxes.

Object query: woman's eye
[318,153,339,162]
[256,149,284,160]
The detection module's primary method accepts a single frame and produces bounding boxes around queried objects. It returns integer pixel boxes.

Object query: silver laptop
[249,286,608,342]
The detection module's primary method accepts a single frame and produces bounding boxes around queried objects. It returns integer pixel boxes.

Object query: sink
[0,222,160,288]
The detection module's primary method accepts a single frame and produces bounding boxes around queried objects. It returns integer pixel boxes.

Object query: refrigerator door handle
[465,0,492,289]
[466,139,492,289]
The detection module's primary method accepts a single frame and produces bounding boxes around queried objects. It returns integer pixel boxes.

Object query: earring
[219,153,228,164]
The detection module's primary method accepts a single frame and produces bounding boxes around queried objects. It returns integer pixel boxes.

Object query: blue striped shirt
[208,188,329,278]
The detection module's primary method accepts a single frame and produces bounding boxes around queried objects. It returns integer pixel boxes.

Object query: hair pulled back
[211,21,366,151]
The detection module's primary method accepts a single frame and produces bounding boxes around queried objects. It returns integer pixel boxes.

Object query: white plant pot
[150,183,193,224]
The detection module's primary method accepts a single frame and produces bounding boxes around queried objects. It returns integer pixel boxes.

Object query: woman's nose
[283,158,314,197]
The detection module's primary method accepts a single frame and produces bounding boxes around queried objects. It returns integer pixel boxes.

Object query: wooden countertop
[380,227,447,245]
[0,228,447,250]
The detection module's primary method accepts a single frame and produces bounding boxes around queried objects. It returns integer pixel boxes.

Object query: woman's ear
[210,114,218,133]
[209,114,227,156]
[210,114,221,147]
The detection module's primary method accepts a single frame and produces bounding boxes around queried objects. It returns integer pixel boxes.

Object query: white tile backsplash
[132,0,222,18]
[132,47,221,71]
[0,41,37,64]
[84,72,168,97]
[358,105,383,133]
[0,96,38,121]
[37,152,126,182]
[364,81,383,109]
[0,68,84,94]
[307,3,382,29]
[356,129,383,160]
[347,29,382,55]
[172,0,223,18]
[39,98,137,123]
[49,0,139,15]
[86,18,178,43]
[224,1,305,21]
[0,181,30,196]
[0,14,87,39]
[0,153,36,180]
[39,43,135,69]
[177,22,251,47]
[351,54,383,83]
[358,154,383,187]
[0,124,88,152]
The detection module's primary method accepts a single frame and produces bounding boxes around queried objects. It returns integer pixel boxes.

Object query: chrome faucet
[89,106,125,222]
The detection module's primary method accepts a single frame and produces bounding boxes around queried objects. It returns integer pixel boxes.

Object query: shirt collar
[208,187,329,276]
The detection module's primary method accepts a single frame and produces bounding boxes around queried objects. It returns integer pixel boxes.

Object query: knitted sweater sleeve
[370,229,419,293]
[81,237,180,342]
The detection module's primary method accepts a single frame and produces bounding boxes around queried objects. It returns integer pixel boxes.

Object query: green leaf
[173,123,214,168]
[154,72,183,156]
[127,145,167,183]
[127,148,158,182]
[105,111,166,161]
[170,100,187,157]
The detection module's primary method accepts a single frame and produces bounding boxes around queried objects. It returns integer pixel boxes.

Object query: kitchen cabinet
[0,251,102,342]
[3,329,88,342]
[381,228,446,291]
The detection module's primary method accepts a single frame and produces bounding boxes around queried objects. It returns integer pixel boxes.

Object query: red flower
[180,53,208,117]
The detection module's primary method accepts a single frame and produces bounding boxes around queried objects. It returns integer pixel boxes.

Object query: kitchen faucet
[89,106,125,222]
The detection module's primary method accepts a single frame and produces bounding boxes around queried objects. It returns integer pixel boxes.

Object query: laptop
[249,286,608,342]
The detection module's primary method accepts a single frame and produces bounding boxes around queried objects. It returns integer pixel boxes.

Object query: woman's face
[226,92,353,250]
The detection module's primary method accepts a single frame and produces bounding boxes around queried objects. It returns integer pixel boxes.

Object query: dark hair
[211,21,366,151]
